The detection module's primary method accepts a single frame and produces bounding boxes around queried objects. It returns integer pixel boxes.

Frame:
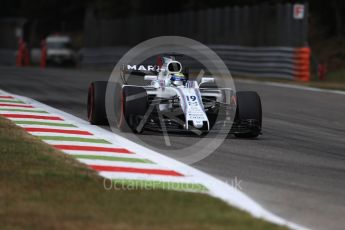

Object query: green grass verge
[325,68,345,82]
[0,116,287,230]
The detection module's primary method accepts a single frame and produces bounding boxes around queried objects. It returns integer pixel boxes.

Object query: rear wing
[122,64,160,75]
[120,54,188,84]
[120,64,159,84]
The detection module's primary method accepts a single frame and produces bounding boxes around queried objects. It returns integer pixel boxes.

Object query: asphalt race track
[1,66,345,230]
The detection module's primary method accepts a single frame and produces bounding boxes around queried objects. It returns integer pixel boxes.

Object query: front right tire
[234,91,262,138]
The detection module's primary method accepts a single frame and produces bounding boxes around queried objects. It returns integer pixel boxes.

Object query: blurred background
[0,0,344,82]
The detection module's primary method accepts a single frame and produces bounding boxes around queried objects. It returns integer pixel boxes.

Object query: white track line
[237,79,345,95]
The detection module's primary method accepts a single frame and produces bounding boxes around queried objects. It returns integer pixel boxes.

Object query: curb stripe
[90,165,184,176]
[63,150,143,158]
[39,135,110,144]
[24,127,92,135]
[112,179,208,192]
[0,99,24,104]
[0,90,309,230]
[14,120,76,127]
[72,155,153,163]
[2,114,63,120]
[0,103,33,108]
[78,159,162,169]
[53,145,132,154]
[99,172,195,183]
[0,96,14,99]
[0,108,48,113]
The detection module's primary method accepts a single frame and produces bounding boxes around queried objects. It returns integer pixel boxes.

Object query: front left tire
[116,86,148,132]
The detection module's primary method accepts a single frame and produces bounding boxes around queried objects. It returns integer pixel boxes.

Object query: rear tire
[234,91,262,138]
[87,81,108,125]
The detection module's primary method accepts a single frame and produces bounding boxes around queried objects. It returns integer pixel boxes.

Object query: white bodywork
[126,56,232,131]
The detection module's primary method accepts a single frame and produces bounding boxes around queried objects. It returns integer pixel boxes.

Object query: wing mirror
[144,75,158,81]
[201,77,214,84]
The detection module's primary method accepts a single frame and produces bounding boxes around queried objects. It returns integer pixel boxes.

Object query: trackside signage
[293,4,305,20]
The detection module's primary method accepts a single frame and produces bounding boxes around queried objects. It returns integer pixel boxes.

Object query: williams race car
[87,56,262,138]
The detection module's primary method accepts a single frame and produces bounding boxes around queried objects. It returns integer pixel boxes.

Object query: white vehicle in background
[46,35,76,66]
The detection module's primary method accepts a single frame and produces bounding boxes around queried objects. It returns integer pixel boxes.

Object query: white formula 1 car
[87,55,262,138]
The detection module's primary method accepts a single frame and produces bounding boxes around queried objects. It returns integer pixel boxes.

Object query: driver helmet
[170,73,186,86]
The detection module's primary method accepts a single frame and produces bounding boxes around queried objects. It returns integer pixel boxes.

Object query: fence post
[16,39,24,67]
[23,42,30,66]
[40,40,47,69]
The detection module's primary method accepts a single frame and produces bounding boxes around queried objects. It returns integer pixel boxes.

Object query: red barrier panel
[16,39,24,67]
[294,47,310,81]
[23,43,30,66]
[16,39,30,67]
[318,63,327,80]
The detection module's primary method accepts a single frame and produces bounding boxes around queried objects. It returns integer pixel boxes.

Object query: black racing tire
[116,86,148,133]
[234,91,262,138]
[87,81,108,125]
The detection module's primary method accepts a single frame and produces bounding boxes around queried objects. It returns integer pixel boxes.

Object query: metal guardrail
[84,3,308,47]
[81,45,310,81]
[0,49,16,66]
[0,45,309,81]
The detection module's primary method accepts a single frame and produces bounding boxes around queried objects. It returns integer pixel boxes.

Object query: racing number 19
[186,96,196,101]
